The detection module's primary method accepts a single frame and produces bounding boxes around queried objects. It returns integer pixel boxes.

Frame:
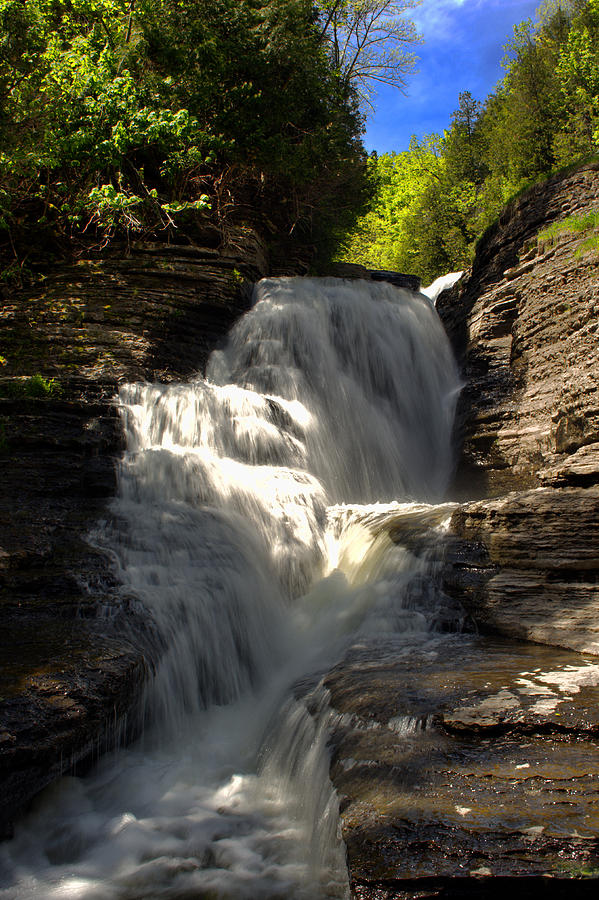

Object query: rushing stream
[1,277,461,899]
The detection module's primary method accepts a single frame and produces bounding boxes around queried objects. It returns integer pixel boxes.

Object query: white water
[1,277,461,900]
[421,271,463,305]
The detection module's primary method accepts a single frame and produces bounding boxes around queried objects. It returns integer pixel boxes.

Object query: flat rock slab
[325,635,599,898]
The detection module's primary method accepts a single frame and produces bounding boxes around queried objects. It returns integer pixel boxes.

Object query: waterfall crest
[2,277,461,900]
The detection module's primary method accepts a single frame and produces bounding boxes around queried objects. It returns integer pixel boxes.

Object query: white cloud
[410,0,537,41]
[411,0,476,39]
[408,0,541,43]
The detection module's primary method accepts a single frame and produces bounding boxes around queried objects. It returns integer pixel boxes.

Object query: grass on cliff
[537,209,599,255]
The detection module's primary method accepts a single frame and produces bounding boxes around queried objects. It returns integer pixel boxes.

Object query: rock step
[326,635,599,898]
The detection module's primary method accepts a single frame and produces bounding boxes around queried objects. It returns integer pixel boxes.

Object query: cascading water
[1,277,461,900]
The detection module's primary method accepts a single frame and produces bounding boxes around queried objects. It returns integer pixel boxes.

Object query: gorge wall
[328,162,599,899]
[0,220,418,836]
[0,227,269,835]
[437,161,599,655]
[2,159,599,898]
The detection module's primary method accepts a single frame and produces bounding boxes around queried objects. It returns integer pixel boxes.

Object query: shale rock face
[445,487,599,655]
[437,162,599,497]
[1,232,266,384]
[436,162,599,655]
[0,228,268,835]
[329,162,599,900]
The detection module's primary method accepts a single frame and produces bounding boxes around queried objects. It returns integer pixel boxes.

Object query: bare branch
[317,1,422,111]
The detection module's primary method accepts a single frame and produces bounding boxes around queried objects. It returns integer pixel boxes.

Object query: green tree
[340,0,599,284]
[0,0,368,280]
[479,2,585,194]
[444,91,487,185]
[554,0,599,162]
[496,18,559,178]
[340,134,479,282]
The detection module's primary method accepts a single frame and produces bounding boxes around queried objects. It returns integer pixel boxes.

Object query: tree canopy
[0,0,388,282]
[340,0,599,283]
[316,0,422,109]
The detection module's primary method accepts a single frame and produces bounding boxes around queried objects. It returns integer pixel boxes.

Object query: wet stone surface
[325,635,599,898]
[0,624,148,839]
[436,162,599,662]
[443,487,599,657]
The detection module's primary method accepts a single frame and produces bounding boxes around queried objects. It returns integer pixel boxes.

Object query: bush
[0,375,63,399]
[0,0,369,278]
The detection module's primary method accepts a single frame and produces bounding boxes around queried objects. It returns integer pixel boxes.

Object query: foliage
[0,374,63,398]
[554,0,599,162]
[341,131,481,282]
[0,0,372,278]
[340,0,599,281]
[537,208,599,254]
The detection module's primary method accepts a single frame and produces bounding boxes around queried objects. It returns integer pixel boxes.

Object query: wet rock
[329,262,421,292]
[369,270,421,292]
[0,624,148,839]
[443,487,599,656]
[434,162,599,657]
[327,635,599,898]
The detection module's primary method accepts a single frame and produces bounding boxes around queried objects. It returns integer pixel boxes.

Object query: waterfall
[1,277,461,900]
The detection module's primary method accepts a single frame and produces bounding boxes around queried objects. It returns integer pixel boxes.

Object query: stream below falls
[1,277,462,899]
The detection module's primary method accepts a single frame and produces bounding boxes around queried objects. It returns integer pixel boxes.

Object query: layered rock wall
[3,160,599,890]
[0,228,268,835]
[436,163,599,654]
[438,162,599,498]
[333,168,599,897]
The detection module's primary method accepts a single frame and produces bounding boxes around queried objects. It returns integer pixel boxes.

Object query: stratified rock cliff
[437,162,599,654]
[438,162,599,498]
[0,227,268,835]
[2,159,598,895]
[332,162,599,899]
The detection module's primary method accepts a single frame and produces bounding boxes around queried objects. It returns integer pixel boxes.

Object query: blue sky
[364,0,543,153]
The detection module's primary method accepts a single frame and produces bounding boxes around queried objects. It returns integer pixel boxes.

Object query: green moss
[475,159,599,259]
[558,860,599,879]
[575,234,599,257]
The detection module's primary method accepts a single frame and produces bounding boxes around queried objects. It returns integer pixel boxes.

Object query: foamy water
[1,277,460,899]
